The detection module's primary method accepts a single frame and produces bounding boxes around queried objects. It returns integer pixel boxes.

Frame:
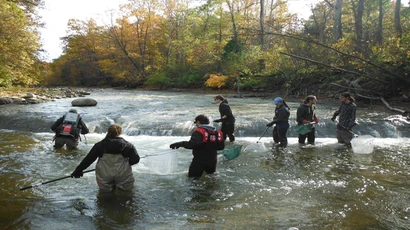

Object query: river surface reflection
[1,89,409,229]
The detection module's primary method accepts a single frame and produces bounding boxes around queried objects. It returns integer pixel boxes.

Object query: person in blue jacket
[267,97,290,147]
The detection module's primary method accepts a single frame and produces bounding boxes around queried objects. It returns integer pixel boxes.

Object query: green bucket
[219,145,243,160]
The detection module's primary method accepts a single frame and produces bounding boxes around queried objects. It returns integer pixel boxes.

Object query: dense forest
[1,0,410,101]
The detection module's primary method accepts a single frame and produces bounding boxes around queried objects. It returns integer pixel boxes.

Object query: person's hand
[266,121,275,127]
[214,119,221,123]
[71,170,83,178]
[347,121,356,130]
[302,120,308,124]
[170,142,183,149]
[314,117,319,124]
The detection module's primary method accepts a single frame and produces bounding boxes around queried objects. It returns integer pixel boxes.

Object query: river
[1,89,409,229]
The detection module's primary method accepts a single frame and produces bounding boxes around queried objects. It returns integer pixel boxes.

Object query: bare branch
[280,52,390,84]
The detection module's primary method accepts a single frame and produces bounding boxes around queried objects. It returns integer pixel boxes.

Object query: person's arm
[78,118,89,134]
[296,107,305,124]
[126,144,140,165]
[170,131,202,149]
[217,130,225,150]
[331,104,342,121]
[347,104,357,129]
[50,117,63,132]
[219,104,233,120]
[71,143,101,177]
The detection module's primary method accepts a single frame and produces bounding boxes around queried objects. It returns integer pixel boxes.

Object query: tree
[333,0,343,41]
[0,0,42,87]
[375,0,384,44]
[394,0,402,38]
[350,0,365,52]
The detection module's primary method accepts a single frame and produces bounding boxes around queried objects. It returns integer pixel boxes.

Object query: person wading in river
[267,97,290,148]
[296,95,319,146]
[170,115,225,178]
[213,95,236,142]
[71,124,140,192]
[51,109,89,150]
[331,92,357,148]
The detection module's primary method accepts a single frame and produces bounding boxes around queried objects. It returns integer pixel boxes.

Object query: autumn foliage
[1,0,410,99]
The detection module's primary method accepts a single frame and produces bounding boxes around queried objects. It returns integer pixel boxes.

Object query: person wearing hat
[170,115,225,178]
[71,124,140,191]
[51,108,89,150]
[296,95,318,146]
[267,97,290,147]
[213,95,236,142]
[331,92,357,147]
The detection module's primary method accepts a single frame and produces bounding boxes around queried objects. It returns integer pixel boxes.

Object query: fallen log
[380,97,406,114]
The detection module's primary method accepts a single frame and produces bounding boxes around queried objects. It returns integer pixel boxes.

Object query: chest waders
[96,153,134,192]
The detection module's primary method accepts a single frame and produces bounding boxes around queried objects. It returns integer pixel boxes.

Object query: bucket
[351,135,374,154]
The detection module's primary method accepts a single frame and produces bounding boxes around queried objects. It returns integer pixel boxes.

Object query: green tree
[0,0,43,87]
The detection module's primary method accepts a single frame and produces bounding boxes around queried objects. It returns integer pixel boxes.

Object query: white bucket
[351,135,375,154]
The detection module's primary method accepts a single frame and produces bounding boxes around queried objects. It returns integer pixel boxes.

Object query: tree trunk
[351,0,364,52]
[260,0,265,50]
[333,0,343,41]
[375,0,383,44]
[394,0,402,38]
[226,0,239,53]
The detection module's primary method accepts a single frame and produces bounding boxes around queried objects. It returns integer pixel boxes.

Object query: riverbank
[0,87,92,105]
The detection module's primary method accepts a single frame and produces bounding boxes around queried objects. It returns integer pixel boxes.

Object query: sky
[38,0,319,62]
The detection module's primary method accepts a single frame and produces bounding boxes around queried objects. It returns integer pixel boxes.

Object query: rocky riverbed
[0,87,92,105]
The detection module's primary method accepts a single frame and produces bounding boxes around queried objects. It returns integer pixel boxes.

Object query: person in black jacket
[213,95,236,142]
[296,95,318,145]
[267,97,290,147]
[71,124,140,192]
[51,109,89,150]
[170,115,225,178]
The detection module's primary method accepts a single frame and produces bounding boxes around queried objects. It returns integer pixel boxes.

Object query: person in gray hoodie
[170,115,225,178]
[71,124,140,192]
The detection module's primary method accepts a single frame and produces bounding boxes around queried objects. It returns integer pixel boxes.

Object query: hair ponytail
[215,95,228,104]
[283,100,290,110]
[106,124,122,138]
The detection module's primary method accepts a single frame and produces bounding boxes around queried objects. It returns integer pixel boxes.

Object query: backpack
[60,112,80,137]
[195,128,223,144]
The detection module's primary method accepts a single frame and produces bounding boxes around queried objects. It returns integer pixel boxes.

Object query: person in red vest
[51,109,89,150]
[170,115,225,178]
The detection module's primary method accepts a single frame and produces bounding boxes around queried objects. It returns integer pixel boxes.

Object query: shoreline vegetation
[0,86,409,117]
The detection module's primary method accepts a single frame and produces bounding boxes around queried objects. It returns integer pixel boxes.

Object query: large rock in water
[71,98,97,107]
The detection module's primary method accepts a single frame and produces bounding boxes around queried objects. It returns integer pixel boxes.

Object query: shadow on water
[93,190,145,229]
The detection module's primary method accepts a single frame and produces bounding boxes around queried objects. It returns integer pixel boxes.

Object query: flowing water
[1,89,409,229]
